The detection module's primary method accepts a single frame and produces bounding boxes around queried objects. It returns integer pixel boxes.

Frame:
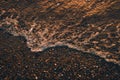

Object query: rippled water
[0,0,120,65]
[0,17,120,65]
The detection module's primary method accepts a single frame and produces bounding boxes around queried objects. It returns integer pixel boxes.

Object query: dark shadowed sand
[0,0,120,80]
[0,29,120,80]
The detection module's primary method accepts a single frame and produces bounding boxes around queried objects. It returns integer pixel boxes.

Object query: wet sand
[0,29,120,80]
[0,0,120,80]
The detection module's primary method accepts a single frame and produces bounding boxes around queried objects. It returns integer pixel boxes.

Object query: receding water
[1,17,120,65]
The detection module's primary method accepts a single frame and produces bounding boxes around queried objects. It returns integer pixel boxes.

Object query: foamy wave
[0,9,120,65]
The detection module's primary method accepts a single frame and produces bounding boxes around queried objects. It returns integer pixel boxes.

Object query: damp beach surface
[0,0,120,79]
[0,29,120,80]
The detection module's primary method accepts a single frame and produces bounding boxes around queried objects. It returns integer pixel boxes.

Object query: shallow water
[0,0,120,65]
